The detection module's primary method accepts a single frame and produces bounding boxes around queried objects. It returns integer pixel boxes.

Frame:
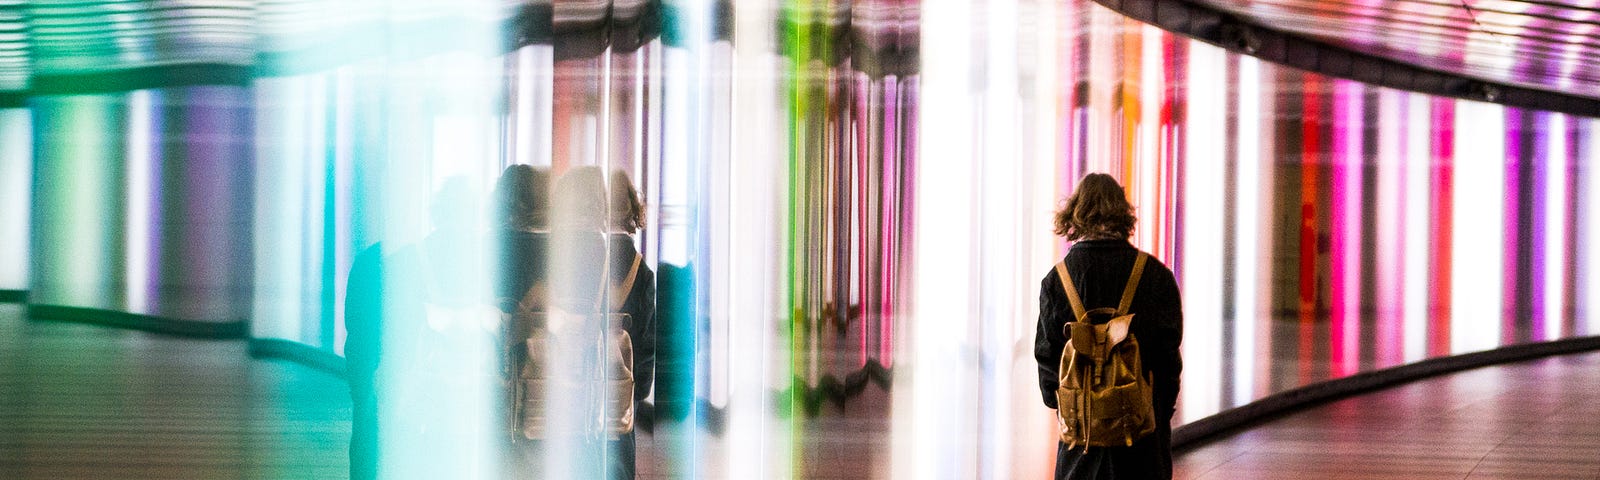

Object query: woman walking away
[1034,173,1183,480]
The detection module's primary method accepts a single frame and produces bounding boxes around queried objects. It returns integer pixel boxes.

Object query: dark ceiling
[1189,0,1600,101]
[3,1,1599,113]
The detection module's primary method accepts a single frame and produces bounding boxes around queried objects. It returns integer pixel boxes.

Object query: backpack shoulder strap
[1116,252,1149,316]
[610,253,642,312]
[1054,261,1088,320]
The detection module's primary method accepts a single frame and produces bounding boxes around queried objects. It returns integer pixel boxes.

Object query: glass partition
[3,0,1599,478]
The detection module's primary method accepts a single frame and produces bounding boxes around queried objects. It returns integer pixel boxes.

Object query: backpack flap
[1068,322,1106,362]
[1106,314,1133,346]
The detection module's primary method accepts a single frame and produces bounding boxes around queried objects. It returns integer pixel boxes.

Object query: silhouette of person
[602,168,656,480]
[1035,173,1184,480]
[492,165,553,314]
[385,176,496,478]
[520,166,654,479]
[344,241,385,480]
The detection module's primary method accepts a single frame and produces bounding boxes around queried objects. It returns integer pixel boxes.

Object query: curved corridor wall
[4,0,1600,478]
[25,88,254,329]
[1021,0,1600,423]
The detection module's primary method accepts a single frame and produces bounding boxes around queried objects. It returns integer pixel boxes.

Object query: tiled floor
[1174,351,1600,480]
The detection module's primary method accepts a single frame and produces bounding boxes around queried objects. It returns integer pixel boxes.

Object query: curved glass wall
[2,0,1599,478]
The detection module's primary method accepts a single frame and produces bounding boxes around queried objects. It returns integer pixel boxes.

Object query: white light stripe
[1231,55,1260,407]
[1375,88,1404,364]
[1403,93,1431,362]
[902,0,978,476]
[1179,39,1226,422]
[125,89,153,314]
[979,1,1020,477]
[1583,117,1600,337]
[514,46,537,165]
[0,108,28,291]
[1451,100,1505,354]
[1544,114,1569,341]
[1137,23,1163,253]
[728,2,780,476]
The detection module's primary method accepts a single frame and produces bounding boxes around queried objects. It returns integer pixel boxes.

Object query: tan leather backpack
[1054,252,1157,449]
[507,253,641,441]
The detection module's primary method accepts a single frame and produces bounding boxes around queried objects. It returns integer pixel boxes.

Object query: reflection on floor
[1175,350,1600,480]
[0,305,351,478]
[8,300,1598,479]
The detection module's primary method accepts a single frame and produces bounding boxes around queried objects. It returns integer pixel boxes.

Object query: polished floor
[0,304,351,478]
[1174,350,1600,480]
[5,300,1600,479]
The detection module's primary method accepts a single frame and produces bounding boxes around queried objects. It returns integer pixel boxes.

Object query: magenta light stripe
[1504,111,1525,345]
[854,73,870,369]
[881,77,897,365]
[1329,80,1363,377]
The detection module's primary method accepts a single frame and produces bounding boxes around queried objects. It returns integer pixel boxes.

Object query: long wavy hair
[1053,172,1136,241]
[492,164,550,231]
[608,169,645,234]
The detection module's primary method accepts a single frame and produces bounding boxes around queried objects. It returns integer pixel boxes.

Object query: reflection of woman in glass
[539,166,656,479]
[1034,173,1184,480]
[604,168,656,480]
[492,164,552,313]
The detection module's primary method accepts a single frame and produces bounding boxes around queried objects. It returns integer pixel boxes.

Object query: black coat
[1034,239,1183,480]
[546,230,657,403]
[493,229,549,313]
[606,234,656,403]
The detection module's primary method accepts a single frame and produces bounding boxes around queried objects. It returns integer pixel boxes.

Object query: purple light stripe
[1529,111,1550,343]
[1504,110,1526,345]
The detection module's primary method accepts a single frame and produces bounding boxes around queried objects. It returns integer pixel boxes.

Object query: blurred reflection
[510,166,656,478]
[385,177,499,478]
[3,0,1600,479]
[343,241,384,480]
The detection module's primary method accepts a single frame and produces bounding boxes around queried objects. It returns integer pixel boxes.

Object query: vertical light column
[899,0,977,477]
[1450,100,1505,354]
[154,86,256,323]
[124,90,156,314]
[705,38,733,426]
[1373,88,1406,365]
[1402,93,1432,362]
[1329,80,1362,377]
[372,2,506,477]
[252,75,321,342]
[511,46,556,166]
[0,108,30,291]
[727,1,785,477]
[1230,55,1261,406]
[1542,114,1570,341]
[1134,24,1163,252]
[1247,56,1278,400]
[1581,117,1600,337]
[29,94,127,310]
[1178,39,1224,422]
[1016,0,1065,476]
[663,1,715,478]
[978,0,1022,477]
[1082,5,1118,175]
